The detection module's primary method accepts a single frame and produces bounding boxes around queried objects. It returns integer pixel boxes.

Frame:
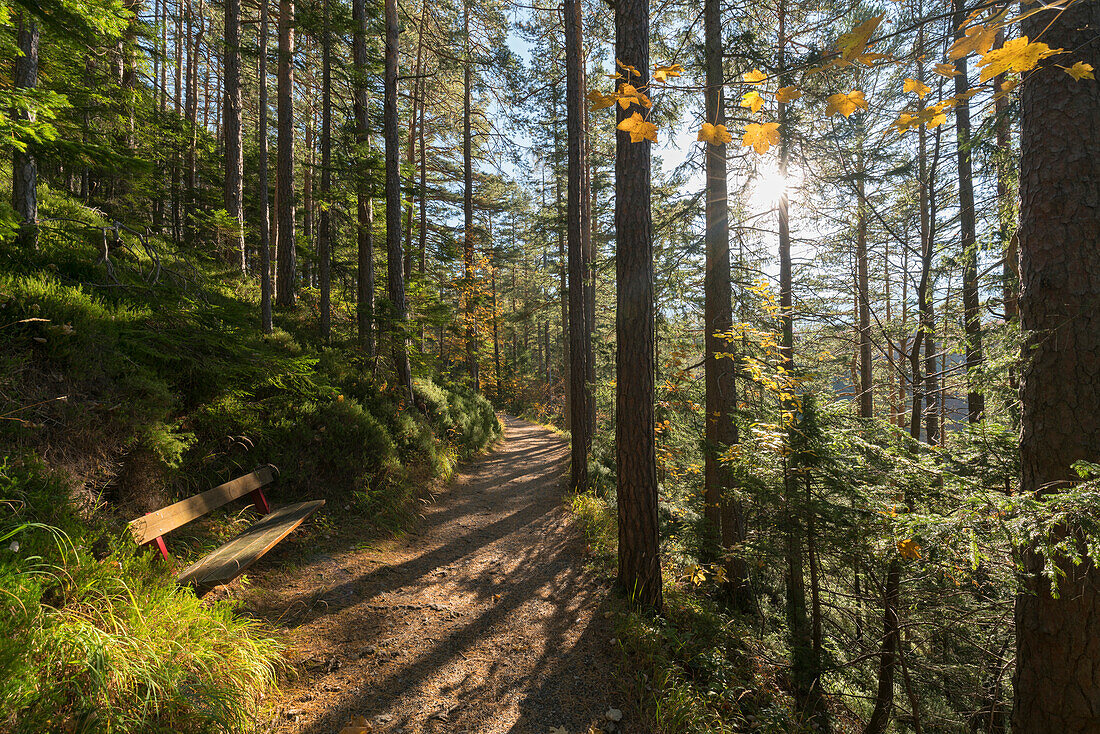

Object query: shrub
[0,458,281,734]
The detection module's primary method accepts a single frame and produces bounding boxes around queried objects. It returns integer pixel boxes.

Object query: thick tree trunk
[954,0,983,424]
[565,0,592,495]
[224,0,245,270]
[275,0,297,306]
[319,0,332,340]
[1012,3,1100,730]
[385,0,413,401]
[12,13,39,250]
[353,0,374,356]
[614,0,661,613]
[258,0,273,333]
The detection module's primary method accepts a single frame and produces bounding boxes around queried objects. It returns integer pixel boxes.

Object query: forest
[1,0,1098,729]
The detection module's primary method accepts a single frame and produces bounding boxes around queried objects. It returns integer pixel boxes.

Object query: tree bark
[463,1,480,391]
[614,0,661,613]
[565,0,593,495]
[258,0,273,333]
[319,0,332,339]
[224,0,245,270]
[385,0,413,401]
[404,9,427,281]
[702,0,748,610]
[954,0,983,424]
[856,159,872,419]
[275,0,297,306]
[1012,3,1100,730]
[353,0,374,356]
[12,12,39,250]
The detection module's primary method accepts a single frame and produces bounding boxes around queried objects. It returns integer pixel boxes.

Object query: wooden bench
[128,465,324,589]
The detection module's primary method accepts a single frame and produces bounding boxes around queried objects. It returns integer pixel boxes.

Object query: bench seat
[177,499,325,587]
[128,465,324,590]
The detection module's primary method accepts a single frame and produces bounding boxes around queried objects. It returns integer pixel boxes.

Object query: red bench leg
[248,488,271,515]
[150,536,169,560]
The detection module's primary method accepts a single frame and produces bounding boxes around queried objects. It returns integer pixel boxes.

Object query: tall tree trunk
[275,0,296,306]
[701,0,748,609]
[224,0,245,270]
[553,97,570,425]
[924,129,942,447]
[418,77,428,276]
[463,2,480,391]
[614,0,661,613]
[185,0,204,238]
[319,0,332,340]
[954,0,983,424]
[258,0,273,333]
[776,2,819,717]
[404,9,427,281]
[303,106,314,269]
[856,159,872,419]
[172,2,183,242]
[353,0,374,356]
[12,12,39,250]
[1012,3,1100,729]
[385,0,413,401]
[994,29,1019,425]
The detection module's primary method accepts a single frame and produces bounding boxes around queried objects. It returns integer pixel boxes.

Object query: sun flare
[750,163,789,210]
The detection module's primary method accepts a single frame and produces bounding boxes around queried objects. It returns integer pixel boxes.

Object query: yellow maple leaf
[743,68,766,84]
[892,104,948,134]
[837,14,884,61]
[617,59,640,77]
[740,90,764,113]
[949,23,999,60]
[903,78,932,99]
[933,62,961,77]
[653,63,684,82]
[897,538,922,560]
[775,85,802,103]
[697,122,732,145]
[616,83,652,109]
[976,36,1062,82]
[1064,61,1095,81]
[856,51,893,66]
[995,77,1020,99]
[587,89,616,110]
[741,122,780,154]
[617,111,657,143]
[825,90,868,117]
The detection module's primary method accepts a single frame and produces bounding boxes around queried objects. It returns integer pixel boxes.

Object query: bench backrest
[128,466,274,544]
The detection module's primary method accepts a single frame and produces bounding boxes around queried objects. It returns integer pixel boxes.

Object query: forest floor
[235,417,636,734]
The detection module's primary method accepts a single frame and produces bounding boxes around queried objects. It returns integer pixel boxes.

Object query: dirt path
[243,417,633,734]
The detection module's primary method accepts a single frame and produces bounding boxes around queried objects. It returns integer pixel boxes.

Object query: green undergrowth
[1,458,282,733]
[0,192,501,732]
[570,489,796,733]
